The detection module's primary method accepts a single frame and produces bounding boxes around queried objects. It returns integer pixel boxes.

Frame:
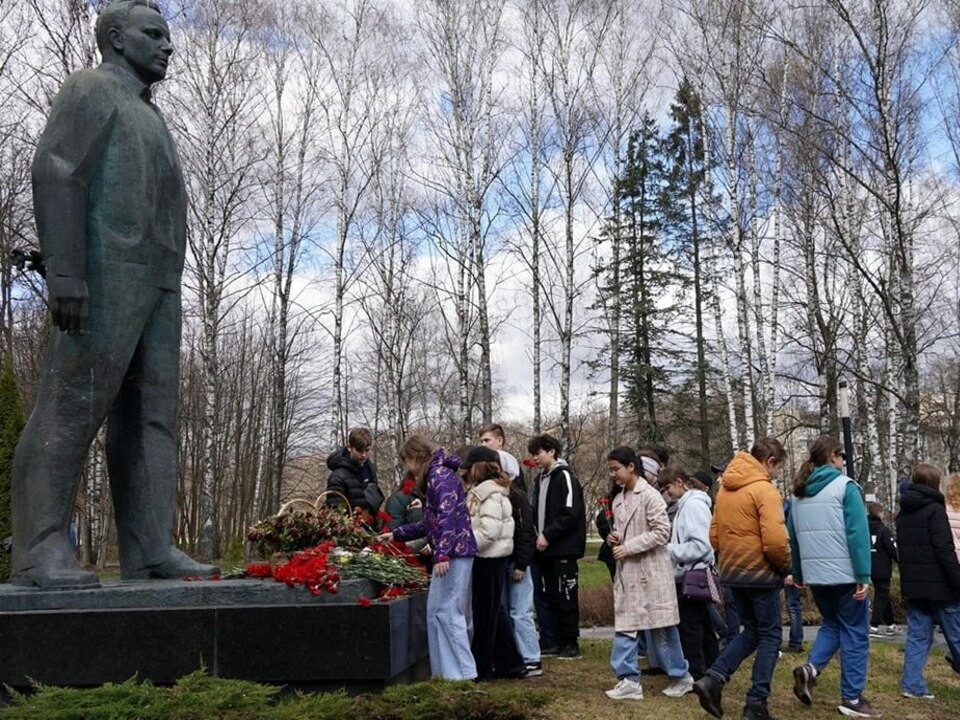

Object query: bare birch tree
[254,1,322,517]
[305,0,402,444]
[537,0,612,456]
[167,0,264,560]
[415,0,508,437]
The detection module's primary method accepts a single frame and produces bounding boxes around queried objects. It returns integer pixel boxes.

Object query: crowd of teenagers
[327,426,960,719]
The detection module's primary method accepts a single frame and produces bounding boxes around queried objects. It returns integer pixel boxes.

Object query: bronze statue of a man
[11,0,218,589]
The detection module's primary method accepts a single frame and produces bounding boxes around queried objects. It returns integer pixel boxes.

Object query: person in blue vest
[787,435,879,719]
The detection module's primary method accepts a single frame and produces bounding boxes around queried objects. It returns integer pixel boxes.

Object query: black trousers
[535,555,580,646]
[677,586,720,679]
[472,556,524,679]
[870,579,895,626]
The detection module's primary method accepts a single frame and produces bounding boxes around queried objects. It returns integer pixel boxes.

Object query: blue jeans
[785,584,803,649]
[707,586,781,706]
[502,563,541,664]
[426,557,476,680]
[717,584,741,646]
[902,599,960,696]
[611,627,689,681]
[808,584,869,702]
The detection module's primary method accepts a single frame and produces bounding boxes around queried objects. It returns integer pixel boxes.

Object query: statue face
[118,6,173,84]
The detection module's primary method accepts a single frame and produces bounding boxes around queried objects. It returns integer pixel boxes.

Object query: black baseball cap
[462,445,500,470]
[710,456,733,475]
[693,470,715,489]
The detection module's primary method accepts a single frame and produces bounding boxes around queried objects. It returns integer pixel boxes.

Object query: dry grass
[503,638,960,720]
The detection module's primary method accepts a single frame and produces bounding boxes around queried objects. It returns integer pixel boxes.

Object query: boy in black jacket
[868,502,899,637]
[528,434,586,660]
[325,427,384,519]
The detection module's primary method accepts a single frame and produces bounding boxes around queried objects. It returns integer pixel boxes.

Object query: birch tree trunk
[259,8,319,516]
[538,0,613,456]
[419,0,507,437]
[168,0,263,561]
[310,0,398,444]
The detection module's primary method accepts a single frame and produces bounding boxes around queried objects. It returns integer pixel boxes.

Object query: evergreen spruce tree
[662,78,721,463]
[595,113,687,442]
[0,354,24,582]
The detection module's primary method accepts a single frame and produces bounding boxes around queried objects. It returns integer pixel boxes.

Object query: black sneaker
[792,663,816,706]
[693,673,725,719]
[556,643,582,659]
[742,702,778,720]
[540,644,561,656]
[494,665,530,680]
[524,661,544,677]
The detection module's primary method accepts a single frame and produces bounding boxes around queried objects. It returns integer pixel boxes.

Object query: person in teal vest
[787,435,878,719]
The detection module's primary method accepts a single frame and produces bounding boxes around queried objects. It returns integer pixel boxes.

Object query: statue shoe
[121,547,220,581]
[10,560,100,590]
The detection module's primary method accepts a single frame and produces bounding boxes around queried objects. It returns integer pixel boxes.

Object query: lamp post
[839,379,856,479]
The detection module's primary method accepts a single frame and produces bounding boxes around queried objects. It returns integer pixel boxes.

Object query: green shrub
[1,673,548,720]
[267,691,355,720]
[3,678,171,720]
[166,670,280,718]
[221,537,247,563]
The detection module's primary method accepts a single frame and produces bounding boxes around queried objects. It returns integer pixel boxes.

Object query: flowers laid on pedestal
[244,497,428,602]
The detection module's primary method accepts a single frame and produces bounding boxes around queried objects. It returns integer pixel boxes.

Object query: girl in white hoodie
[661,466,719,681]
[463,445,526,680]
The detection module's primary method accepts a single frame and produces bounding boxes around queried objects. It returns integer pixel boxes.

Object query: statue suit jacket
[32,63,187,291]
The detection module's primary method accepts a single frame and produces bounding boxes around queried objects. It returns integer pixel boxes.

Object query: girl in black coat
[896,465,960,699]
[868,503,899,634]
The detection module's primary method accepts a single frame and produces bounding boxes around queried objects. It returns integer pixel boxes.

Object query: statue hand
[47,275,89,335]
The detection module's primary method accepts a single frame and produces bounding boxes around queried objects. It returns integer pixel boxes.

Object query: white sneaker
[606,678,644,700]
[885,624,902,635]
[901,690,934,699]
[662,672,695,697]
[868,626,883,638]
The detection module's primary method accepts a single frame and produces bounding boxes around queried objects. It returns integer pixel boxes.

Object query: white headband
[641,456,661,478]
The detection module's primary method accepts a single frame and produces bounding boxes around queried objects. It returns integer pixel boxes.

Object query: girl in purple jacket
[383,435,478,680]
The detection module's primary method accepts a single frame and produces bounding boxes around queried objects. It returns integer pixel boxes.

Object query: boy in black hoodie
[528,434,586,660]
[867,502,899,637]
[325,427,384,518]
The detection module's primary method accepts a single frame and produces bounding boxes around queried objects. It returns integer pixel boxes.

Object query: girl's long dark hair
[793,435,843,498]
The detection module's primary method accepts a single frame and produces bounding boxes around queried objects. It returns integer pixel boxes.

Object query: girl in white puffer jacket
[463,446,525,680]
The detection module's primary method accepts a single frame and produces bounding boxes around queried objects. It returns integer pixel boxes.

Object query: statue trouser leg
[108,288,218,580]
[10,280,148,589]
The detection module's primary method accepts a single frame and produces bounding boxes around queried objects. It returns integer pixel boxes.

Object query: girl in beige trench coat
[604,446,693,702]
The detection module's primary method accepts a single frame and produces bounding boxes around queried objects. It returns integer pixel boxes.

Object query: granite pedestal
[0,579,429,692]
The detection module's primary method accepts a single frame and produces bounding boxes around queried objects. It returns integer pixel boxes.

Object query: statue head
[95,1,172,85]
